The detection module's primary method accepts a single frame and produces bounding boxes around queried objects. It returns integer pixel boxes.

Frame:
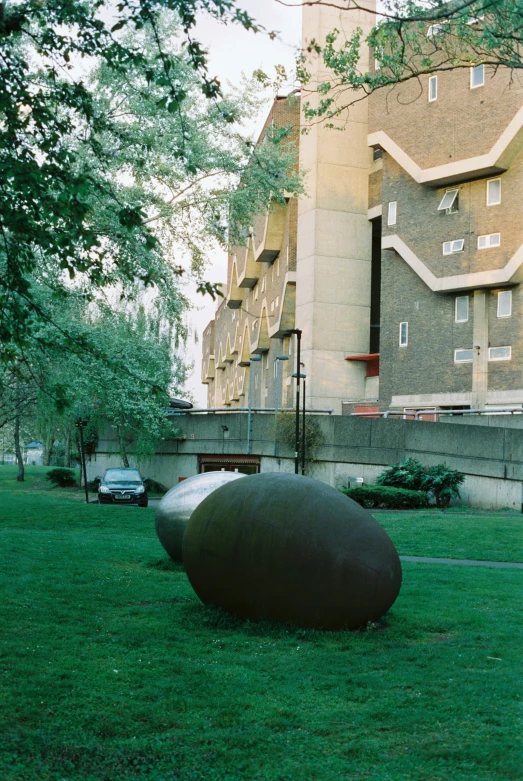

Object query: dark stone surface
[183,473,402,630]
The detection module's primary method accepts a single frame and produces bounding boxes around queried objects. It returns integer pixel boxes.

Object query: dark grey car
[98,468,148,507]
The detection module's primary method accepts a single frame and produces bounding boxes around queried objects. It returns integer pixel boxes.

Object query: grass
[0,468,522,780]
[376,509,523,563]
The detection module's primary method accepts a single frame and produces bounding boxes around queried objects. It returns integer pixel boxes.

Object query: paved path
[400,555,523,569]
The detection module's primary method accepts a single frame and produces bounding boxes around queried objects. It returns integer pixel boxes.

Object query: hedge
[45,468,77,488]
[340,484,429,510]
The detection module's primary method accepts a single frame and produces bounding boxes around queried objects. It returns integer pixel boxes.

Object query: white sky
[182,0,302,407]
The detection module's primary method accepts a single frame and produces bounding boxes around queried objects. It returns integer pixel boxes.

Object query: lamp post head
[291,372,307,379]
[249,355,262,363]
[275,355,289,361]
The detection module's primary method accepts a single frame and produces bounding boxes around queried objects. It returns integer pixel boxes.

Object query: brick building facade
[202,3,523,416]
[373,63,523,411]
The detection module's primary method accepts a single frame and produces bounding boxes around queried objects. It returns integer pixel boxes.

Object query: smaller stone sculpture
[155,470,246,561]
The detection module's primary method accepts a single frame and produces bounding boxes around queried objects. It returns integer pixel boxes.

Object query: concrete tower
[296,1,376,413]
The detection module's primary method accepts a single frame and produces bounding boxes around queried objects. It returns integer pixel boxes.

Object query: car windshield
[104,469,142,483]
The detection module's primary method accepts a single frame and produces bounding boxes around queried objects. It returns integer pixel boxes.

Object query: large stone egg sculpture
[155,471,246,561]
[183,472,402,630]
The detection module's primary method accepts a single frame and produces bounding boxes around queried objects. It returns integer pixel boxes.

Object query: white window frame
[454,348,474,363]
[399,321,408,347]
[455,296,469,323]
[443,239,464,255]
[428,75,438,102]
[478,233,501,249]
[438,189,459,212]
[497,290,512,318]
[487,178,501,206]
[488,346,511,361]
[387,201,397,226]
[470,64,485,88]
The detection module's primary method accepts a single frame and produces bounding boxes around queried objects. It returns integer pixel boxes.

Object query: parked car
[98,468,148,507]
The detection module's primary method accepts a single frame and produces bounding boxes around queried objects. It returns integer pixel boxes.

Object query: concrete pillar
[296,1,375,414]
[472,290,489,408]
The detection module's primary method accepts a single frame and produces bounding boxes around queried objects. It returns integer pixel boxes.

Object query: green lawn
[0,469,522,780]
[376,509,523,563]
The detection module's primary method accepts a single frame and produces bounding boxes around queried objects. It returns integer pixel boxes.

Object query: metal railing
[350,406,523,420]
[166,407,335,416]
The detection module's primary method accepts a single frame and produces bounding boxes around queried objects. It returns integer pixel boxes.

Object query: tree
[294,0,523,123]
[1,2,302,365]
[22,286,188,468]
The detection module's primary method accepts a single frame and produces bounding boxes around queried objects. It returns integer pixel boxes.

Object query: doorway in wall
[198,454,260,475]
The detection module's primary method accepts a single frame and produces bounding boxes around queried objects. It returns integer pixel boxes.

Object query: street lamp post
[75,420,89,504]
[247,355,261,454]
[273,355,289,456]
[289,329,302,474]
[291,370,306,474]
[302,373,307,475]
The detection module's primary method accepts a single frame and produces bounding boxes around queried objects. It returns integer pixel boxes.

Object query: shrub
[422,464,465,508]
[376,458,426,491]
[144,478,167,495]
[376,458,465,508]
[86,477,101,492]
[46,467,77,488]
[340,485,429,510]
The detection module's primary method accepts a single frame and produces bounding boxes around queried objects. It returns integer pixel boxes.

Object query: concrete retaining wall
[88,414,523,510]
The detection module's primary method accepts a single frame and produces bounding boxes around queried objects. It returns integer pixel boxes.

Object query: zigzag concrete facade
[202,2,523,417]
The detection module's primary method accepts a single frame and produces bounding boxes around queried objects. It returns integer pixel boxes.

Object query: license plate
[115,495,130,500]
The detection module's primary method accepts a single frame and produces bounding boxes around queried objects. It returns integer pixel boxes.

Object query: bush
[376,458,426,491]
[144,478,167,495]
[422,464,465,508]
[46,467,77,488]
[86,477,101,492]
[376,458,465,508]
[340,485,429,510]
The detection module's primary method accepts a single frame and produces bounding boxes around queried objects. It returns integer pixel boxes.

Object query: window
[438,188,459,212]
[388,201,397,226]
[399,321,408,346]
[455,349,474,363]
[470,64,484,88]
[489,346,511,361]
[455,296,469,322]
[497,291,512,318]
[443,239,464,255]
[487,179,501,206]
[373,148,383,161]
[428,75,437,102]
[478,233,500,249]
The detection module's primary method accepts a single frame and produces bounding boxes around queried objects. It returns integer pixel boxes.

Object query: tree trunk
[43,433,54,466]
[14,415,24,482]
[76,433,83,487]
[64,429,71,468]
[118,430,130,467]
